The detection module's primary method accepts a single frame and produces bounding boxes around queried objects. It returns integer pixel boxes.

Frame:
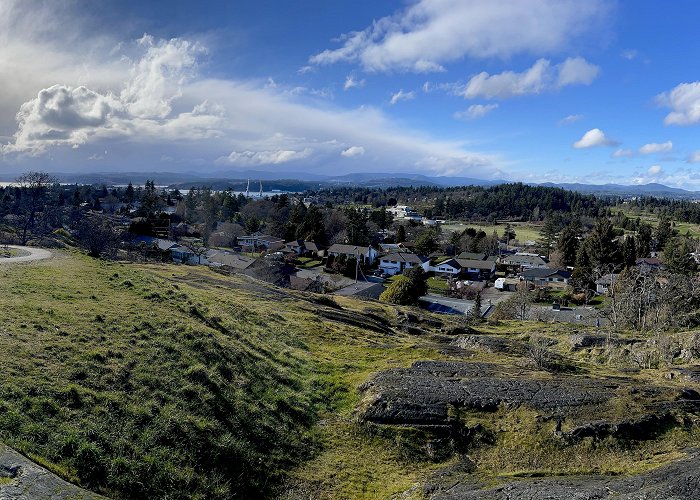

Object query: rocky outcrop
[428,449,700,499]
[0,443,104,499]
[359,361,700,461]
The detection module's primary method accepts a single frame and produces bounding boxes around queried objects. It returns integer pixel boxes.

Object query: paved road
[420,294,482,315]
[0,245,52,263]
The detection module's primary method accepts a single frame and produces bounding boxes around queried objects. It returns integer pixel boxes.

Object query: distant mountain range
[2,170,698,199]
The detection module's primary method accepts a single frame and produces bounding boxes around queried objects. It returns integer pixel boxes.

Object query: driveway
[0,245,52,263]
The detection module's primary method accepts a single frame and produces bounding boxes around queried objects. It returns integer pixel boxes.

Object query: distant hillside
[539,181,700,199]
[4,170,698,198]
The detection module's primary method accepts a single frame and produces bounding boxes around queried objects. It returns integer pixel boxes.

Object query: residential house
[327,244,378,265]
[208,252,255,271]
[433,258,462,277]
[171,245,209,265]
[285,240,323,257]
[237,233,285,251]
[501,252,549,271]
[595,273,619,295]
[379,242,407,253]
[387,205,420,219]
[378,253,430,276]
[455,258,496,281]
[519,268,571,286]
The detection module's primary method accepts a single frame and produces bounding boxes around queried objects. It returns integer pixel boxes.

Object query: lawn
[427,276,449,294]
[441,221,543,243]
[296,257,322,268]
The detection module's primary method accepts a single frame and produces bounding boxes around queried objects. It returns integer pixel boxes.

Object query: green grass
[3,252,700,498]
[296,257,322,269]
[427,276,449,294]
[441,222,542,243]
[0,253,452,498]
[0,253,326,498]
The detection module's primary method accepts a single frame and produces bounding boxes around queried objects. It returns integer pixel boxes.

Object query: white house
[237,233,285,250]
[432,258,462,276]
[378,253,430,276]
[387,205,421,219]
[501,253,549,270]
[171,245,208,265]
[519,268,571,286]
[327,244,378,265]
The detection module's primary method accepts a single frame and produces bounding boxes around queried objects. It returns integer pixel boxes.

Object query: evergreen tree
[537,214,560,257]
[662,236,696,274]
[586,218,621,270]
[396,224,406,243]
[636,221,652,258]
[503,223,516,243]
[414,228,440,255]
[468,292,483,322]
[556,225,579,266]
[655,216,674,251]
[571,245,594,296]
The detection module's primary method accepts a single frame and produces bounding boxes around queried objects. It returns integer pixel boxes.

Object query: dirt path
[0,245,52,263]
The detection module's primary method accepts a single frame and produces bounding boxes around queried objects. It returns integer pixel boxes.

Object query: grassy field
[441,221,542,243]
[617,205,700,237]
[2,252,700,498]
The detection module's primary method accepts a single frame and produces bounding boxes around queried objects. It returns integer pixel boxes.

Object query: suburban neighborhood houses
[3,176,699,328]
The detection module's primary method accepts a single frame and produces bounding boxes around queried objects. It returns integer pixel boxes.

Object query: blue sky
[2,0,700,187]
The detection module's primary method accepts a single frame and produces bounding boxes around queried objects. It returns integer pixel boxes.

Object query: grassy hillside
[2,253,700,498]
[0,253,448,498]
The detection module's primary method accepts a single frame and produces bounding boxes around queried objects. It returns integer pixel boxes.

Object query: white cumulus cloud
[454,104,499,120]
[460,58,599,100]
[3,36,220,155]
[572,128,619,149]
[555,57,600,87]
[657,82,700,125]
[343,74,365,90]
[341,146,365,158]
[647,165,663,175]
[225,148,312,166]
[639,141,672,154]
[612,148,634,158]
[558,114,583,126]
[310,0,608,73]
[390,90,415,105]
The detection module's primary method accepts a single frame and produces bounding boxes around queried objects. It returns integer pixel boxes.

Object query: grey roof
[380,253,428,264]
[503,254,548,265]
[436,258,461,269]
[520,268,571,279]
[455,258,495,271]
[209,253,256,270]
[328,244,373,255]
[303,241,320,252]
